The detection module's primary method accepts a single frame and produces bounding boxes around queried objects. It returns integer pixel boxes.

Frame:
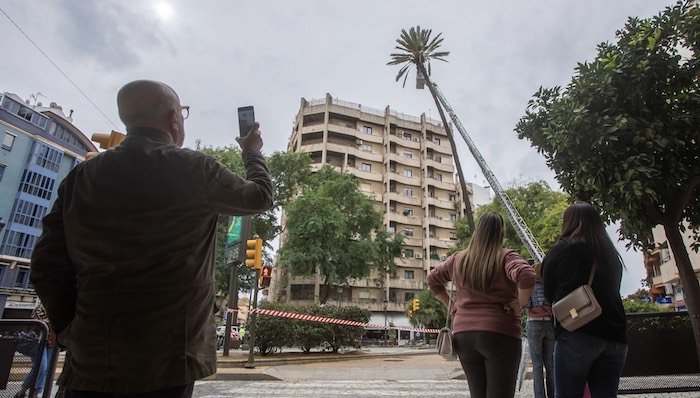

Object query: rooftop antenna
[29,92,47,106]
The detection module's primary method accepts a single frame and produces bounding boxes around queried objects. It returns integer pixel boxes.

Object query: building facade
[645,224,700,311]
[269,94,473,333]
[0,92,96,317]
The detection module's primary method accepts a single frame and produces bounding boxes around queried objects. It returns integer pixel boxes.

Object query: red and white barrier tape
[232,307,440,334]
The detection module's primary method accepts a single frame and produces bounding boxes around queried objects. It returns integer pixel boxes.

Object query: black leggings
[453,331,522,398]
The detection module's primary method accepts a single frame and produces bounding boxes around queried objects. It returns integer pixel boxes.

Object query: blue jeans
[22,345,53,395]
[527,320,555,398]
[554,330,627,398]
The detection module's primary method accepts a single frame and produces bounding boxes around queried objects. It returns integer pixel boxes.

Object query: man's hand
[236,122,263,152]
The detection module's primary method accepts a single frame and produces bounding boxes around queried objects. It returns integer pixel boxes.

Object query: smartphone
[238,106,255,137]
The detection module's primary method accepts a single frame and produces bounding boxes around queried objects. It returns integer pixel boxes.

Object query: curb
[217,350,436,368]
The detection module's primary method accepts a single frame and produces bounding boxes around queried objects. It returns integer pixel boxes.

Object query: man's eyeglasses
[180,106,190,120]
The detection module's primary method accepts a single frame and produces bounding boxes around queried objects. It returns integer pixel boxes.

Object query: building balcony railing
[328,124,384,144]
[388,134,420,150]
[345,166,383,182]
[384,192,421,206]
[426,196,457,210]
[428,238,454,249]
[428,217,455,229]
[400,236,423,247]
[426,178,456,192]
[387,152,420,168]
[425,158,454,173]
[388,211,422,226]
[387,172,421,187]
[425,140,451,155]
[388,279,424,290]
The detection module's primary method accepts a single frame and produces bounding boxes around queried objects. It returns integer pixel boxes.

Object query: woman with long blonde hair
[428,212,535,398]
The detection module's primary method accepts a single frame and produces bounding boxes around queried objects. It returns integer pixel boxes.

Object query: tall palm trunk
[416,62,475,231]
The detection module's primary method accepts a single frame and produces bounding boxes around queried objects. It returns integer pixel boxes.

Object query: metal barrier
[618,311,700,393]
[0,320,55,398]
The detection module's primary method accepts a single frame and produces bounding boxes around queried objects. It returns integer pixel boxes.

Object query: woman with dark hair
[543,201,627,397]
[428,212,535,398]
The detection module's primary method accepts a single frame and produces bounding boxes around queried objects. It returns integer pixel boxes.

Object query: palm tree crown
[387,26,450,87]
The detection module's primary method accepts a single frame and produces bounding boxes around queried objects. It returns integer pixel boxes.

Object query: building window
[402,132,412,141]
[11,200,48,228]
[403,228,414,237]
[361,163,372,172]
[402,208,414,217]
[3,97,49,129]
[362,144,372,152]
[403,151,412,159]
[404,248,414,258]
[0,265,6,284]
[48,123,89,151]
[404,292,415,302]
[362,126,373,135]
[434,137,441,145]
[388,226,396,234]
[2,132,16,150]
[0,164,5,181]
[435,155,442,163]
[435,173,443,182]
[448,194,456,202]
[403,169,412,178]
[1,231,38,259]
[403,188,413,197]
[34,143,63,173]
[404,270,415,280]
[19,170,56,200]
[15,268,29,288]
[450,213,457,222]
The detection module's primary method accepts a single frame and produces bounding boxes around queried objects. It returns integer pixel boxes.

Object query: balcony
[345,166,383,182]
[388,211,422,226]
[652,275,664,287]
[388,172,421,187]
[326,142,383,162]
[383,192,421,206]
[388,279,424,290]
[425,158,454,173]
[387,152,420,168]
[426,196,457,210]
[400,236,423,247]
[388,134,420,150]
[428,217,455,229]
[427,178,456,192]
[428,238,454,249]
[425,140,451,155]
[328,124,384,144]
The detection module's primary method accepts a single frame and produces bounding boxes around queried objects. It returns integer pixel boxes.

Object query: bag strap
[587,261,597,286]
[444,283,453,329]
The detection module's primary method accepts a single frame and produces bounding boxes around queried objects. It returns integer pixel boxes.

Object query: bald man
[30,80,273,397]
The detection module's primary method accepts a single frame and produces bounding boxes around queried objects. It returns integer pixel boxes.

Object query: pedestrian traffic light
[407,309,413,318]
[412,298,420,312]
[259,265,272,288]
[245,238,263,270]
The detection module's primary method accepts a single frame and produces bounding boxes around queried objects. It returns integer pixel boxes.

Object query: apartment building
[269,93,473,329]
[0,92,96,317]
[645,224,700,311]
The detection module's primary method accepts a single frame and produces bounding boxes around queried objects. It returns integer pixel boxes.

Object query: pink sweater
[427,249,536,339]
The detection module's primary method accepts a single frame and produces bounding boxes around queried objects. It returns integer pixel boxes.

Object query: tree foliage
[408,289,448,331]
[279,165,403,303]
[514,1,700,360]
[452,181,570,257]
[195,141,312,294]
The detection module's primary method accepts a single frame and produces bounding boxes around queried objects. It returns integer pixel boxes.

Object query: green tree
[195,141,312,294]
[515,2,700,360]
[452,181,570,257]
[279,165,400,303]
[388,26,475,231]
[408,289,448,331]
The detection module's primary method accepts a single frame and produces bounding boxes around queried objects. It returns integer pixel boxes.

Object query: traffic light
[245,238,263,270]
[92,131,125,149]
[259,265,272,288]
[86,131,126,159]
[407,309,413,318]
[412,298,420,312]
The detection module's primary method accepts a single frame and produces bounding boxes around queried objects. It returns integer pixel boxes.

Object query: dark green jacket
[30,127,273,393]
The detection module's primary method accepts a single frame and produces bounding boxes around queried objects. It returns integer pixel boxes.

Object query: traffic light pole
[222,259,240,356]
[223,216,251,356]
[244,268,260,369]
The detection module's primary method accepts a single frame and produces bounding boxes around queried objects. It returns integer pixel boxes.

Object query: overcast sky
[1,1,669,295]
